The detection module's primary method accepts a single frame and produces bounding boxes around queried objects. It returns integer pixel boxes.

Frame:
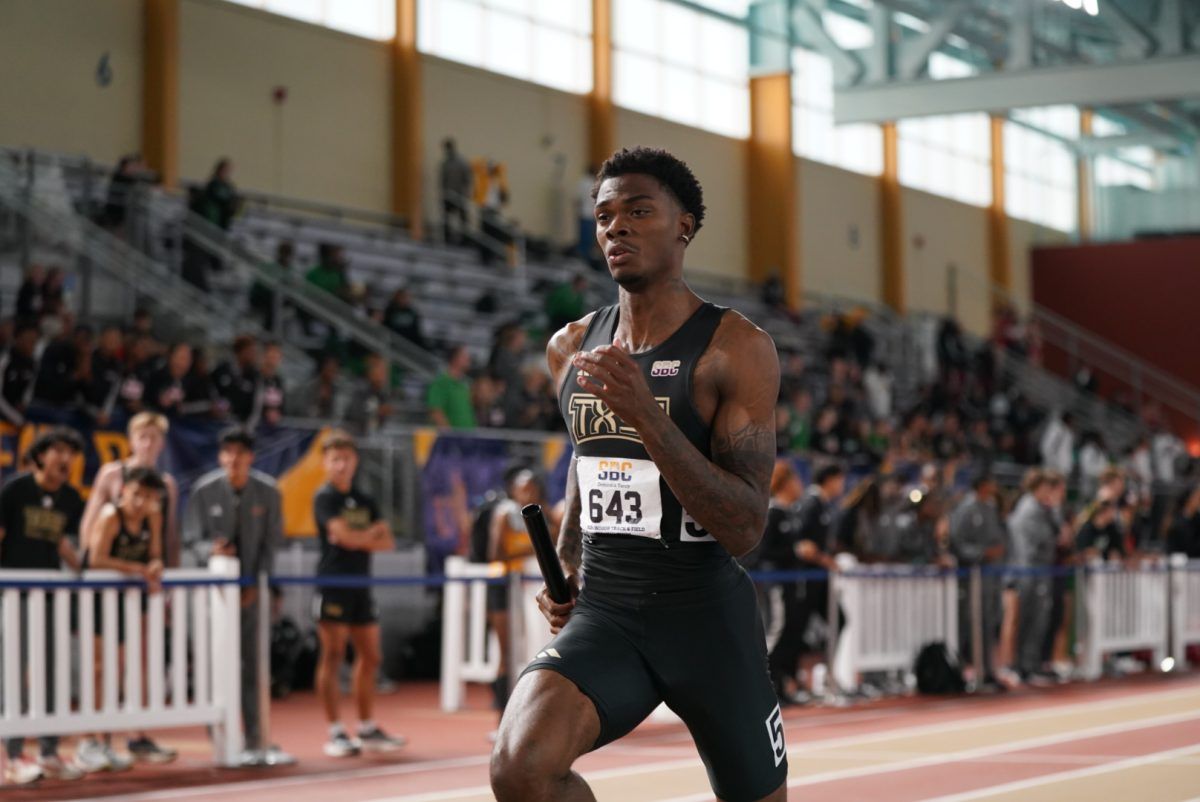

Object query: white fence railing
[1081,560,1169,680]
[0,557,243,766]
[1170,557,1200,666]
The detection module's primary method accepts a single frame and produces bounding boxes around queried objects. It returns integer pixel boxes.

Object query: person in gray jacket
[949,472,1006,686]
[1006,469,1065,684]
[183,426,283,762]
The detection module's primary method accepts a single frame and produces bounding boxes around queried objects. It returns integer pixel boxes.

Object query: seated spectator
[116,334,156,418]
[143,342,192,417]
[181,349,218,419]
[41,268,67,318]
[15,264,46,323]
[212,335,261,423]
[290,354,342,420]
[514,367,558,431]
[306,243,350,302]
[427,346,476,430]
[32,316,84,408]
[810,406,843,456]
[345,353,396,435]
[931,412,966,462]
[382,287,426,351]
[258,341,286,427]
[545,275,588,335]
[1077,431,1110,500]
[249,241,294,332]
[472,373,508,429]
[0,322,39,425]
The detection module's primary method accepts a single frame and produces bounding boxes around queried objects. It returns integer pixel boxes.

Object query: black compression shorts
[520,568,788,802]
[313,587,377,625]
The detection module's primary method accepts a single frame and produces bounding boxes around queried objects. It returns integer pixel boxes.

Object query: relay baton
[521,503,571,604]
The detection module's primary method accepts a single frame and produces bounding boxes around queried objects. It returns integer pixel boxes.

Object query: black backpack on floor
[915,642,966,694]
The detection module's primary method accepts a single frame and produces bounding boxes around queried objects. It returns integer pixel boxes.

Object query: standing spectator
[1039,411,1075,477]
[1007,469,1065,685]
[249,241,294,333]
[41,268,67,318]
[427,346,476,429]
[545,274,588,335]
[258,341,286,427]
[290,354,342,420]
[0,322,39,426]
[84,325,124,426]
[345,354,396,435]
[478,161,510,266]
[116,334,156,418]
[472,373,508,429]
[1077,432,1109,500]
[99,154,152,230]
[761,461,807,703]
[82,412,181,567]
[574,164,597,261]
[0,428,86,785]
[212,335,261,424]
[311,432,405,757]
[949,473,1006,687]
[488,323,527,422]
[183,427,283,764]
[15,264,46,322]
[382,288,426,351]
[32,317,83,409]
[180,349,218,419]
[513,367,557,431]
[862,361,892,421]
[439,138,473,245]
[1076,500,1125,562]
[196,158,240,231]
[144,342,192,417]
[1165,484,1200,558]
[306,244,350,302]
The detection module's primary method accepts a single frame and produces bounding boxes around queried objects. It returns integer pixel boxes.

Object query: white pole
[27,589,46,718]
[440,557,466,712]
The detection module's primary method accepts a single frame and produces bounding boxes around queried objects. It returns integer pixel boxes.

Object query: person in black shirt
[1076,500,1125,562]
[258,341,285,427]
[14,264,46,323]
[0,323,39,426]
[212,335,261,424]
[761,460,809,704]
[33,319,84,409]
[144,342,192,417]
[311,431,404,758]
[382,287,427,351]
[1166,485,1200,558]
[180,349,218,419]
[0,428,85,784]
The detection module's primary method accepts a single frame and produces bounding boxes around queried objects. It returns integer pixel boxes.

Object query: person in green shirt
[544,274,587,335]
[427,346,476,429]
[305,243,350,300]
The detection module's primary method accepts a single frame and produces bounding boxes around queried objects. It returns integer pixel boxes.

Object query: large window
[791,48,882,175]
[1092,116,1156,190]
[612,0,749,138]
[1004,118,1077,232]
[418,0,592,94]
[223,0,396,39]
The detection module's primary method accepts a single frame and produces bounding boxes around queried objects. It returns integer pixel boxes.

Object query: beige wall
[0,0,142,161]
[422,57,587,243]
[179,0,391,210]
[1008,217,1070,314]
[615,109,748,282]
[902,189,990,334]
[798,159,882,306]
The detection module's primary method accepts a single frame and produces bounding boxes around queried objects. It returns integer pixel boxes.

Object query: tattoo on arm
[711,421,776,492]
[556,458,583,574]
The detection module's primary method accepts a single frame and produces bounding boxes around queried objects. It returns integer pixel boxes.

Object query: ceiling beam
[897,0,973,78]
[834,55,1200,124]
[1074,133,1181,155]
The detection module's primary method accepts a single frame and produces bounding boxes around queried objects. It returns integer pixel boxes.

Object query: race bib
[577,456,663,539]
[679,509,716,543]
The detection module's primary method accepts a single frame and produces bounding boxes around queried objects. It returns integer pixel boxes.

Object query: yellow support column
[747,74,799,308]
[392,0,423,237]
[1078,108,1094,241]
[589,0,615,168]
[988,114,1011,306]
[142,0,180,187]
[879,122,904,313]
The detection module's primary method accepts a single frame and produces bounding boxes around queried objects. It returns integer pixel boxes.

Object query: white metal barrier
[0,557,243,766]
[832,562,958,692]
[439,556,550,712]
[1082,559,1169,680]
[1170,556,1200,666]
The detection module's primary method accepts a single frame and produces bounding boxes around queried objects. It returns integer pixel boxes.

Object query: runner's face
[593,174,692,291]
[131,426,164,464]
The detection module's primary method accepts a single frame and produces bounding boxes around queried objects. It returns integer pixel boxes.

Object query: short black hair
[970,470,995,491]
[218,426,256,452]
[124,466,166,492]
[593,147,706,235]
[26,427,85,467]
[814,464,845,486]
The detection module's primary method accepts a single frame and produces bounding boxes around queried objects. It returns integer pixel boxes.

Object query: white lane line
[920,744,1200,802]
[654,709,1200,802]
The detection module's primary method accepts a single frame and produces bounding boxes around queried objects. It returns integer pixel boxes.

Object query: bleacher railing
[0,558,244,766]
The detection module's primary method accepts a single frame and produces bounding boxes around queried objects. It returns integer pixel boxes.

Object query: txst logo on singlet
[649,360,680,377]
[568,393,670,445]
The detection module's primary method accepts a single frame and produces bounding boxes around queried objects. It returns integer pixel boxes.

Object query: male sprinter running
[490,147,785,802]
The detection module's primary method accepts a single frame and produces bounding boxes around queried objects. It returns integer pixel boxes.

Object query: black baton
[522,503,571,604]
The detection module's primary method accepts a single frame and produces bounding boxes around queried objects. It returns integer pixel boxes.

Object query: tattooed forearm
[556,457,583,574]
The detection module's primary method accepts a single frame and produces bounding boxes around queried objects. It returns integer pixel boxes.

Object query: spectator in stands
[0,428,85,785]
[949,473,1006,688]
[14,264,46,323]
[290,354,342,421]
[196,158,240,231]
[1077,431,1110,500]
[1007,392,1042,465]
[810,406,843,456]
[382,287,427,351]
[311,431,405,757]
[116,334,156,417]
[513,366,558,431]
[181,349,218,419]
[41,268,66,318]
[1039,411,1075,477]
[184,427,283,765]
[440,138,473,246]
[83,412,181,567]
[1008,468,1066,685]
[29,315,81,410]
[1165,484,1200,557]
[345,353,395,435]
[249,240,293,333]
[84,326,123,426]
[488,322,527,421]
[213,335,261,424]
[1076,499,1125,562]
[427,346,476,430]
[478,161,510,266]
[862,361,892,421]
[473,373,508,429]
[931,412,966,463]
[258,341,286,427]
[761,460,807,703]
[545,274,588,336]
[99,153,152,230]
[0,322,39,426]
[306,243,351,303]
[144,342,193,417]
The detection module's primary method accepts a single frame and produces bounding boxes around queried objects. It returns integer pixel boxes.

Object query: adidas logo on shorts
[535,648,562,660]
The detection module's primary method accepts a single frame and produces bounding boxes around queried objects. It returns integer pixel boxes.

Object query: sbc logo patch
[650,360,681,377]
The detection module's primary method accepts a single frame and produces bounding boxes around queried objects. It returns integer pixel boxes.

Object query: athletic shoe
[1024,670,1056,688]
[3,756,43,785]
[74,738,113,773]
[357,726,406,753]
[37,754,84,781]
[128,736,178,764]
[103,743,133,772]
[238,749,268,767]
[323,731,360,758]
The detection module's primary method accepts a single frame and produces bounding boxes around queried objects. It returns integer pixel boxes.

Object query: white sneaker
[3,756,42,785]
[37,754,84,781]
[103,743,133,772]
[74,738,112,773]
[322,731,360,758]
